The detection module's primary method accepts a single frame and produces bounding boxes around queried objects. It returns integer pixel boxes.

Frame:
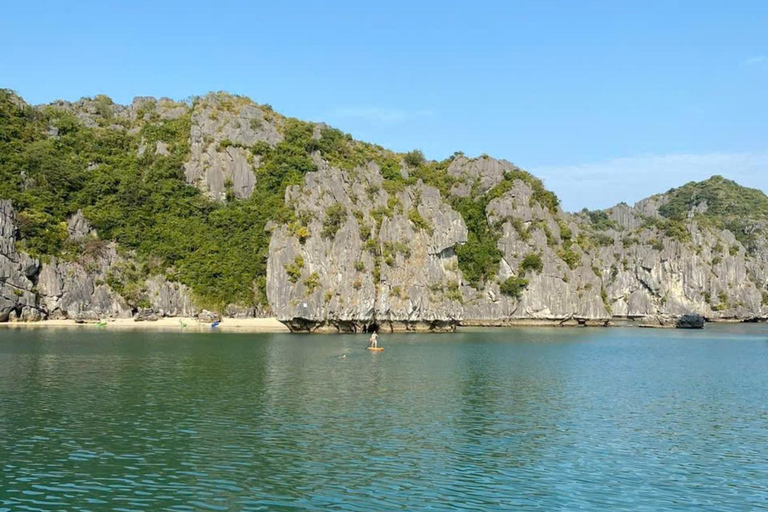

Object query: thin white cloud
[743,55,765,65]
[533,152,768,212]
[332,107,433,124]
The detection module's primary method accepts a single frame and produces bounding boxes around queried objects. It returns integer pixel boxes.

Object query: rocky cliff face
[266,153,768,331]
[0,201,42,321]
[0,201,199,322]
[267,161,467,331]
[48,93,281,202]
[183,94,282,201]
[1,91,766,328]
[599,201,766,320]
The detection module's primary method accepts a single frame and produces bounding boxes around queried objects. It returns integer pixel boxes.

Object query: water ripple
[1,325,768,510]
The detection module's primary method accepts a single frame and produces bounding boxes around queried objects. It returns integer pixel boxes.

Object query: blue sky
[1,0,766,211]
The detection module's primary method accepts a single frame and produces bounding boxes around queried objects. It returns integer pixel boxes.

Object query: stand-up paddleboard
[367,347,384,351]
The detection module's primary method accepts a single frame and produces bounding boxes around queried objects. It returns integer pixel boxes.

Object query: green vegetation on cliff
[0,91,398,308]
[405,162,559,288]
[0,89,577,306]
[3,89,767,325]
[21,90,761,314]
[0,90,307,308]
[658,176,768,250]
[500,276,528,298]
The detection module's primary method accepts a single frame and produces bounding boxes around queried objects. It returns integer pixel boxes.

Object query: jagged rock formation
[145,276,197,318]
[134,308,159,322]
[268,150,768,330]
[677,314,706,329]
[1,90,766,329]
[37,252,133,321]
[66,209,94,240]
[267,161,467,332]
[266,152,768,331]
[462,159,608,325]
[266,155,613,331]
[183,94,282,201]
[0,200,199,322]
[46,93,282,202]
[0,201,43,321]
[597,199,767,321]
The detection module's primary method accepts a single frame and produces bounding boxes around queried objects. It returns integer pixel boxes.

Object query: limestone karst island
[1,90,766,331]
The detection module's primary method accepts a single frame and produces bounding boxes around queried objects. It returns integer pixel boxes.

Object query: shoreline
[1,316,763,334]
[0,317,291,333]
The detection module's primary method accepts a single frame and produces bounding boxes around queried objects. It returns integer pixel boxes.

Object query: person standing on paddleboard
[368,331,378,348]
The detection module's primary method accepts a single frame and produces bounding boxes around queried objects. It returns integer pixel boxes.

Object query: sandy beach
[0,317,291,333]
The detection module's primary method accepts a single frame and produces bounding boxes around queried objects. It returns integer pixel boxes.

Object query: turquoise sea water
[1,325,767,511]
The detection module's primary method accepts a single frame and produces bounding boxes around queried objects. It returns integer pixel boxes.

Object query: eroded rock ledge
[282,319,458,333]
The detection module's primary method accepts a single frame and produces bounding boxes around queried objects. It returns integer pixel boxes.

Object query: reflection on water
[1,325,768,511]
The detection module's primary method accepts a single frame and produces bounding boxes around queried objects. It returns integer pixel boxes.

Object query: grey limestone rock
[608,203,643,231]
[447,155,514,196]
[37,254,133,320]
[0,202,200,322]
[0,200,42,321]
[264,154,768,331]
[73,311,101,323]
[134,308,159,322]
[67,210,95,240]
[155,141,170,156]
[10,94,768,330]
[639,314,676,328]
[198,309,221,323]
[145,275,197,317]
[677,313,705,329]
[127,96,189,123]
[183,93,282,201]
[267,160,467,332]
[225,304,256,318]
